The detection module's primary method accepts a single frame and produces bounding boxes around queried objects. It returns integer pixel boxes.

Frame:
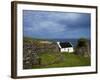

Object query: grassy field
[32,52,90,69]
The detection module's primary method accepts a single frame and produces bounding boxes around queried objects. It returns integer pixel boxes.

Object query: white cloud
[45,12,81,22]
[25,20,66,34]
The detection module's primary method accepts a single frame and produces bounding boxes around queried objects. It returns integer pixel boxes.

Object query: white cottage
[57,42,74,53]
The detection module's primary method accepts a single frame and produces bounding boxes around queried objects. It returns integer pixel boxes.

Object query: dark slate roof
[59,42,72,48]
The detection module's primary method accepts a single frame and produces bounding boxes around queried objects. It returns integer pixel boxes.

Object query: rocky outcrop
[23,40,59,69]
[75,38,90,57]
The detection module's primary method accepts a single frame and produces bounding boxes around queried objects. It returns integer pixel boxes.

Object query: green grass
[32,52,90,69]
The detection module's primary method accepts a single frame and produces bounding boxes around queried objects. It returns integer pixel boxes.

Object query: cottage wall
[61,47,74,52]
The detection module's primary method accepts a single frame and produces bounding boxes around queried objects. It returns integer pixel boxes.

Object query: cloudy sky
[23,10,91,39]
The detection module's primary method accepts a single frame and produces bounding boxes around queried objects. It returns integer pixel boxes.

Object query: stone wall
[23,40,59,69]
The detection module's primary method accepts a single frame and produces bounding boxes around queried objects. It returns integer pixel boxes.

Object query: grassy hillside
[23,37,91,69]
